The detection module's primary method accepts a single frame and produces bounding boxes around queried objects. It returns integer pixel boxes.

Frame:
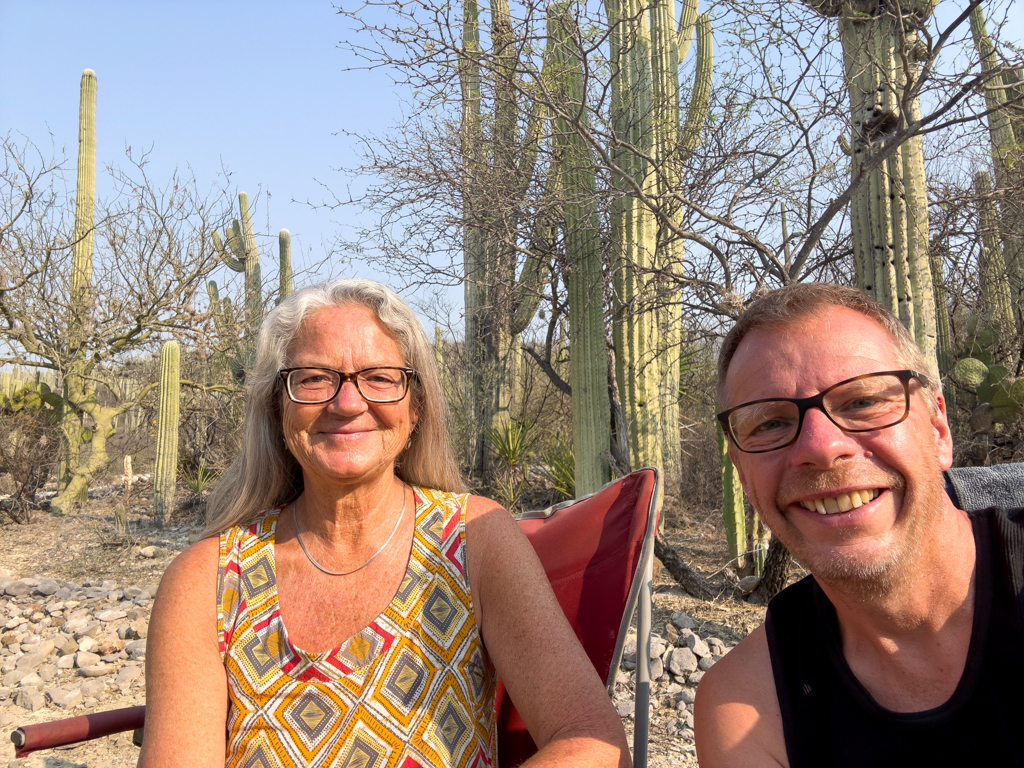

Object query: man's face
[723,306,954,592]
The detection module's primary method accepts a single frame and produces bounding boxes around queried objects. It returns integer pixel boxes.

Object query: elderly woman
[139,279,629,767]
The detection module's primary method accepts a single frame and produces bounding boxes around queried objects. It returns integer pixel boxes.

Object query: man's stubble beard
[760,458,942,600]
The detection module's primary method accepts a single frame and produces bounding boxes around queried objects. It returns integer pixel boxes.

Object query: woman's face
[281,305,418,489]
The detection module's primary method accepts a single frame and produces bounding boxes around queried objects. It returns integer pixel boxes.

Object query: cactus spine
[549,2,612,494]
[153,341,180,527]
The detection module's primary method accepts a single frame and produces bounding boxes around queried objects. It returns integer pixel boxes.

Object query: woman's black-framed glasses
[717,369,931,454]
[280,366,417,404]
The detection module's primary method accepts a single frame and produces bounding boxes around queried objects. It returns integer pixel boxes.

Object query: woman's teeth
[798,489,880,515]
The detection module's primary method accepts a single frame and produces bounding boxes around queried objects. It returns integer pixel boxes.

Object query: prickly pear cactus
[153,341,180,527]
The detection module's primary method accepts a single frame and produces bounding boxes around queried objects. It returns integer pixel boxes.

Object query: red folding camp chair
[11,468,660,768]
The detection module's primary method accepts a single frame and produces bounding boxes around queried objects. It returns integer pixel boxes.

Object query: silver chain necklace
[293,484,408,577]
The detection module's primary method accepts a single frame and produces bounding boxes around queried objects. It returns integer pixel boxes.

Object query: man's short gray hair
[716,283,934,409]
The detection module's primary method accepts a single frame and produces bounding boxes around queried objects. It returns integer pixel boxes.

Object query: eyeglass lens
[727,373,909,453]
[286,368,408,403]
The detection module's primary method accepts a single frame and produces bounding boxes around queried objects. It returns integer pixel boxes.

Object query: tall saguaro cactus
[153,341,180,528]
[975,170,1015,345]
[809,0,939,379]
[458,0,550,476]
[57,69,98,507]
[549,3,613,495]
[969,3,1024,327]
[209,197,292,382]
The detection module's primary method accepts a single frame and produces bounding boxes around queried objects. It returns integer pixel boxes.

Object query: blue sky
[0,2,396,288]
[1,1,1022,316]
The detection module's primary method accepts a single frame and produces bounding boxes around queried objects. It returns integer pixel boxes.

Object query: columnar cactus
[809,0,939,379]
[277,229,293,304]
[549,2,613,494]
[210,197,292,382]
[153,341,180,527]
[969,3,1023,327]
[609,0,664,479]
[975,170,1016,343]
[458,0,550,475]
[213,192,262,362]
[58,69,98,506]
[717,423,746,566]
[651,0,712,500]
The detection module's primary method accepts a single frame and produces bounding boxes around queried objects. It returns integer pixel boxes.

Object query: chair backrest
[495,468,660,768]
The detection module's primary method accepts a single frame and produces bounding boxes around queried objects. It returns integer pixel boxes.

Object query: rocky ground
[0,488,768,767]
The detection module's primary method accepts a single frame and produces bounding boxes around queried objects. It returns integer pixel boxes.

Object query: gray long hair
[204,279,465,536]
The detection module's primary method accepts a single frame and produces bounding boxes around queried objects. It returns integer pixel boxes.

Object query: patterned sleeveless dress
[217,487,497,767]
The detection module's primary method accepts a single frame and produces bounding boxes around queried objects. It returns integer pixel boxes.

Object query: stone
[101,580,117,591]
[679,687,696,705]
[615,701,633,718]
[0,712,14,728]
[48,687,82,709]
[621,635,637,665]
[61,615,91,635]
[676,700,689,716]
[649,635,667,660]
[650,656,664,681]
[15,652,48,670]
[123,587,143,599]
[5,581,32,598]
[664,624,679,645]
[34,579,60,597]
[97,635,125,655]
[671,611,696,631]
[666,647,698,677]
[37,664,56,682]
[737,575,760,595]
[2,669,30,687]
[56,655,75,670]
[139,546,158,558]
[126,618,147,643]
[75,651,101,668]
[77,636,97,653]
[60,638,79,656]
[687,670,704,685]
[126,639,147,658]
[17,672,42,687]
[698,655,716,671]
[14,687,46,711]
[683,633,710,659]
[115,665,142,685]
[78,664,113,678]
[75,621,102,640]
[95,609,127,623]
[54,587,72,600]
[80,678,106,697]
[663,682,683,696]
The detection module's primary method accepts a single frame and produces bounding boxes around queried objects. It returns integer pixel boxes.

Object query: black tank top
[766,506,1024,768]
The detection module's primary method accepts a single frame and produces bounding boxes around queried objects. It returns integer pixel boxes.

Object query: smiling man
[694,283,1024,768]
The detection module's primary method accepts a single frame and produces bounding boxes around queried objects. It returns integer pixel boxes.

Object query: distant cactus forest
[2,0,1022,599]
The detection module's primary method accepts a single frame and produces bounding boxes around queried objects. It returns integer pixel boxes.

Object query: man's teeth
[798,489,880,515]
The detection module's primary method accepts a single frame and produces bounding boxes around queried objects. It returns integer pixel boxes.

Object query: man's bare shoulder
[694,624,789,768]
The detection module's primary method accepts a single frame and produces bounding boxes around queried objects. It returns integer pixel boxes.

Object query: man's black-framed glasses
[280,366,416,404]
[717,370,930,454]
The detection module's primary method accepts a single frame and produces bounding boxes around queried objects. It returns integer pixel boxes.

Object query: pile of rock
[613,610,734,742]
[0,570,153,727]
